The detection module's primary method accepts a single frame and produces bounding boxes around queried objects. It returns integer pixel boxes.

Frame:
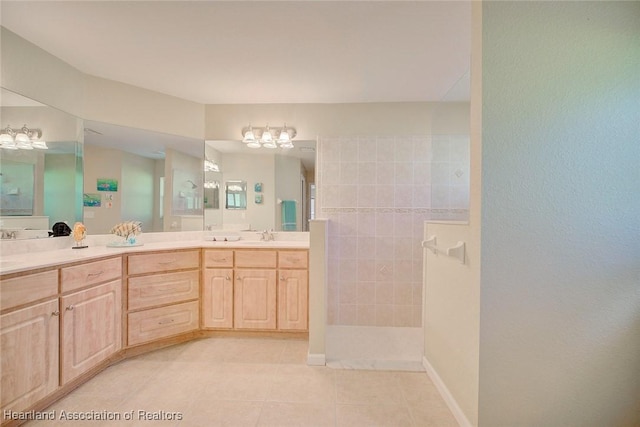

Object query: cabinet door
[202,268,233,329]
[61,280,121,384]
[234,269,277,330]
[0,299,59,414]
[278,270,308,331]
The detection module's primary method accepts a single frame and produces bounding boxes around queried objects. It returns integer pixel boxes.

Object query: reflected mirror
[0,88,83,238]
[225,180,247,210]
[83,120,204,234]
[205,139,315,232]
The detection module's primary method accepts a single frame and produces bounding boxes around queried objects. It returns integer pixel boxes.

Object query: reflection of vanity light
[204,158,219,172]
[204,181,219,189]
[0,124,47,150]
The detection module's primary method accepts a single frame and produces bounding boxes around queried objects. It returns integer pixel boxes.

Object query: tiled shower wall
[317,135,469,327]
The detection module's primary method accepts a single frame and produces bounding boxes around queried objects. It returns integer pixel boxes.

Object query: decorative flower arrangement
[110,221,142,245]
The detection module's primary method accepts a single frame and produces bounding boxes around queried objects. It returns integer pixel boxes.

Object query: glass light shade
[246,140,261,148]
[0,139,18,149]
[278,129,291,144]
[280,141,294,149]
[262,140,277,149]
[31,140,48,149]
[261,126,273,144]
[242,125,256,143]
[0,133,13,143]
[15,132,29,143]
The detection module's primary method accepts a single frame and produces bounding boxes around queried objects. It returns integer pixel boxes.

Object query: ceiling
[0,1,471,105]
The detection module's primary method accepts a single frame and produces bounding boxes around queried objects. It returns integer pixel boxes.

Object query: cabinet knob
[280,276,286,281]
[237,276,242,281]
[226,276,231,281]
[65,305,75,311]
[51,311,60,316]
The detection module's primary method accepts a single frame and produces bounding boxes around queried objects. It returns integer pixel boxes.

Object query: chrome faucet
[259,229,275,241]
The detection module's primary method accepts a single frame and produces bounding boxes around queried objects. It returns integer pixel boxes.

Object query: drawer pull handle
[158,260,177,265]
[52,311,60,316]
[213,258,227,262]
[87,270,104,278]
[158,318,175,325]
[66,305,74,311]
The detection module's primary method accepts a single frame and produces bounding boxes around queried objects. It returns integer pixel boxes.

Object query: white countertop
[0,232,309,275]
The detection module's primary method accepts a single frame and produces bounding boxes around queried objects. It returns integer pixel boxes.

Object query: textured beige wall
[205,102,469,141]
[479,2,640,426]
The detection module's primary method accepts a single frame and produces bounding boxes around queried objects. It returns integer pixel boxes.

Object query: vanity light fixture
[0,124,47,150]
[241,124,296,149]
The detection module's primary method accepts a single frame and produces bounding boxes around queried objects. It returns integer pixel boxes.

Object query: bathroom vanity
[0,236,309,426]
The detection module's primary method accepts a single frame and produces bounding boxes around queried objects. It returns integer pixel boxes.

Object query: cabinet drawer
[278,250,308,269]
[128,301,199,346]
[61,257,122,293]
[128,270,199,311]
[1,270,58,311]
[203,250,234,268]
[128,250,199,275]
[235,250,277,268]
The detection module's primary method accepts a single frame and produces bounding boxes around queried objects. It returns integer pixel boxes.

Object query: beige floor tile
[199,372,276,402]
[257,402,336,427]
[220,338,288,364]
[266,365,336,403]
[24,338,457,427]
[176,337,233,363]
[407,400,458,427]
[24,395,132,427]
[277,339,309,364]
[394,371,444,405]
[178,400,263,427]
[335,370,405,405]
[72,358,160,399]
[336,403,414,427]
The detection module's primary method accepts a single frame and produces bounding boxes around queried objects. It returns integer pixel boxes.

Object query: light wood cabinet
[60,279,122,384]
[277,250,309,331]
[202,248,308,331]
[0,270,58,311]
[234,269,277,330]
[128,270,199,311]
[60,257,122,293]
[277,269,308,330]
[127,250,199,275]
[128,300,199,346]
[202,268,234,328]
[0,299,59,414]
[126,250,200,346]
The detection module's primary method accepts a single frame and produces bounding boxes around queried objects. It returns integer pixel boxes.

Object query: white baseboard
[422,356,473,427]
[307,353,326,366]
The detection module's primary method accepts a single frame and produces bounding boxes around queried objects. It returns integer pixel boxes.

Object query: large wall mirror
[1,87,314,238]
[205,139,316,232]
[83,120,204,234]
[0,88,83,237]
